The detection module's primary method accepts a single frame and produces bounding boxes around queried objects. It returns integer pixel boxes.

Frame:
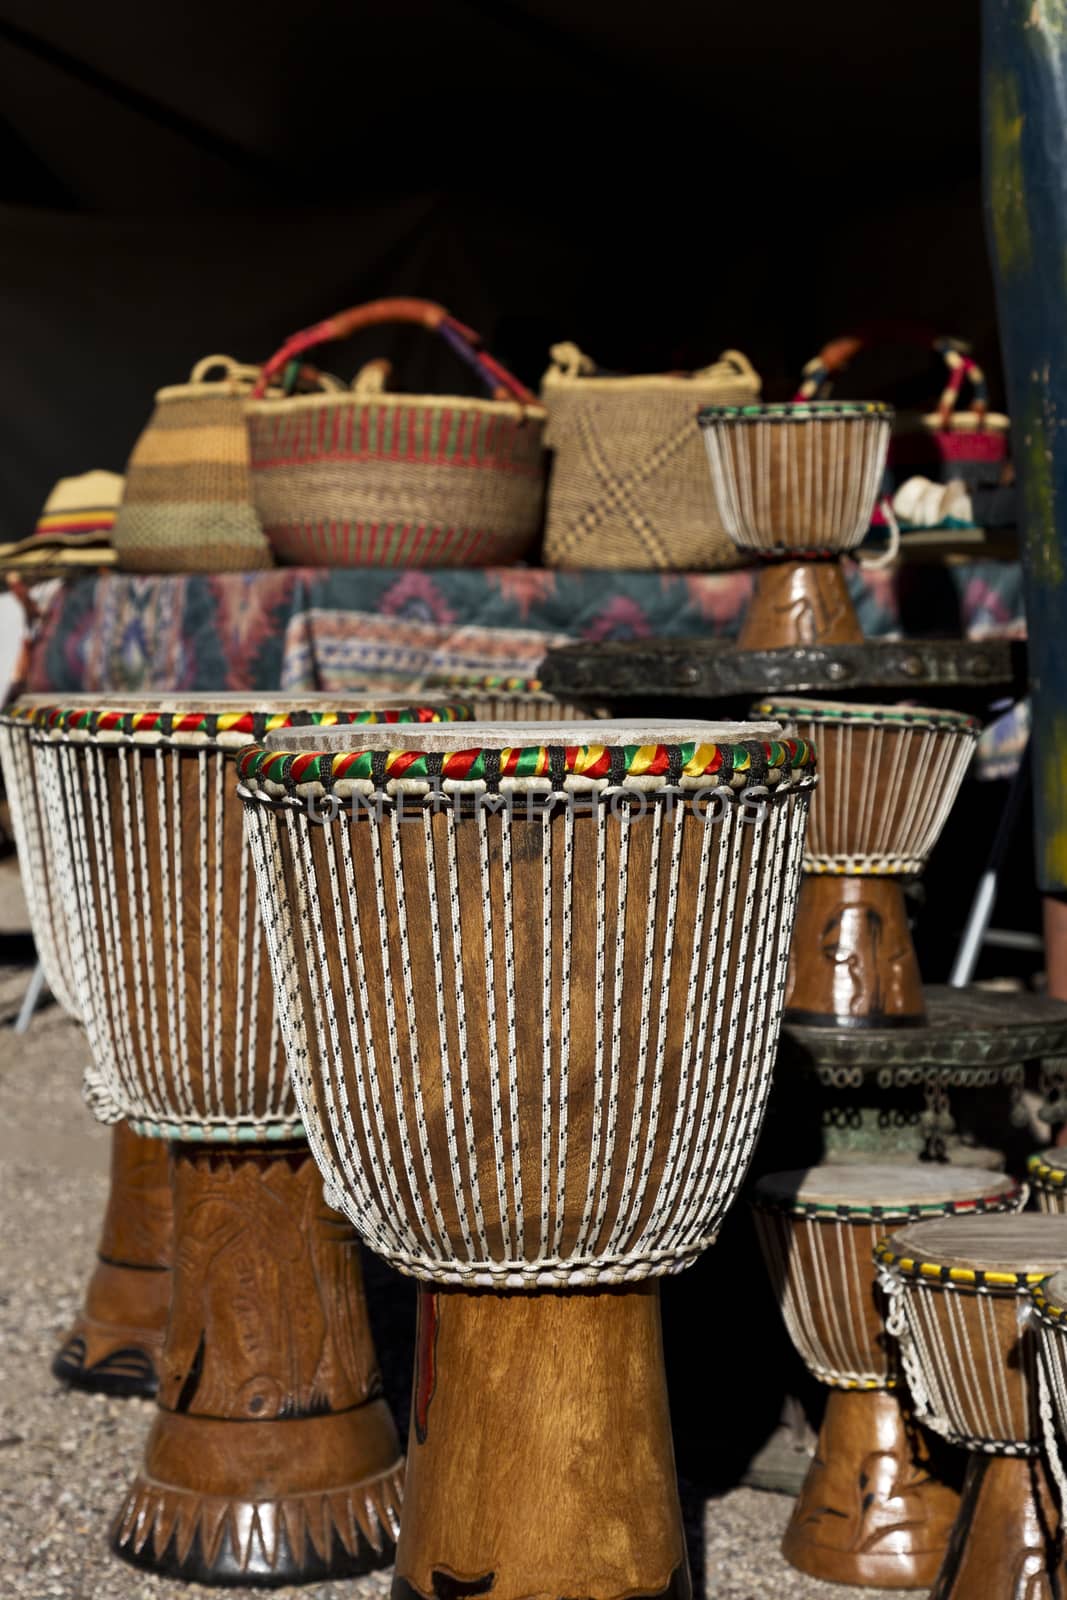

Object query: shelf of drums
[750,1166,1067,1596]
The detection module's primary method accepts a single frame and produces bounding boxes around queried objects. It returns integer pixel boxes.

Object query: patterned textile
[25,562,1028,699]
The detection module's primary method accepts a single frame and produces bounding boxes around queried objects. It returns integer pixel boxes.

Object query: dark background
[1,0,995,534]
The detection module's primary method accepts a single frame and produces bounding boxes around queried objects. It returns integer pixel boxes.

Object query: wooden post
[982,1,1067,1000]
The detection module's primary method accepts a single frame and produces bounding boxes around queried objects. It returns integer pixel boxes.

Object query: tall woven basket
[246,299,547,568]
[541,342,761,570]
[112,356,275,573]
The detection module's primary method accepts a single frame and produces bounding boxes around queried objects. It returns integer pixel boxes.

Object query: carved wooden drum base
[929,1454,1066,1599]
[394,1283,691,1600]
[786,876,926,1029]
[110,1143,403,1587]
[739,559,863,652]
[782,1389,960,1588]
[53,1122,172,1397]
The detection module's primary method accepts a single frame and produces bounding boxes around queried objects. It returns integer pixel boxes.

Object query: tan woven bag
[541,342,761,570]
[112,355,275,573]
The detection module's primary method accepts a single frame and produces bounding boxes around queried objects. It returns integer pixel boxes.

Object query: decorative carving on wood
[111,1145,403,1586]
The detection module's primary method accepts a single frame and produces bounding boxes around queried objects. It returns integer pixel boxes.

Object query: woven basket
[112,355,276,573]
[246,299,547,568]
[540,342,761,571]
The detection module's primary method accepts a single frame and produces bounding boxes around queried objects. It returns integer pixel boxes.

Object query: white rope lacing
[241,778,808,1288]
[1034,1311,1067,1507]
[35,734,297,1140]
[879,1265,1038,1456]
[1,725,80,1017]
[700,411,890,554]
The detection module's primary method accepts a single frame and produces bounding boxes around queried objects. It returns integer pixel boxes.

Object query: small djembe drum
[876,1215,1067,1597]
[0,696,173,1396]
[240,717,815,1600]
[34,695,467,1587]
[752,698,979,1028]
[752,1164,1022,1587]
[698,400,892,649]
[1030,1149,1067,1212]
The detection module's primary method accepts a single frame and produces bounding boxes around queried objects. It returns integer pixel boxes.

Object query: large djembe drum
[877,1216,1067,1597]
[0,696,173,1396]
[35,696,467,1586]
[240,717,815,1600]
[1029,1149,1067,1213]
[752,1164,1022,1587]
[698,401,892,649]
[752,698,979,1028]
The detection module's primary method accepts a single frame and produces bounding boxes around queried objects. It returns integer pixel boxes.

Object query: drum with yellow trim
[753,1163,1021,1587]
[877,1215,1067,1597]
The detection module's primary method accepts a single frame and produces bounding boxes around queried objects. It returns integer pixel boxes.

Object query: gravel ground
[0,864,897,1599]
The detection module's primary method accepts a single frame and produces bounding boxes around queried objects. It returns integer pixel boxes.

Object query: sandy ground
[0,857,895,1600]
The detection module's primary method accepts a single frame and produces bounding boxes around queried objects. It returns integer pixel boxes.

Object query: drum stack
[239,716,815,1600]
[753,1163,1023,1587]
[544,399,1067,1170]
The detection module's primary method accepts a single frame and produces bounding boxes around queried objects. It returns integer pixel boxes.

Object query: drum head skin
[885,1214,1067,1277]
[754,1164,1019,1215]
[263,717,782,752]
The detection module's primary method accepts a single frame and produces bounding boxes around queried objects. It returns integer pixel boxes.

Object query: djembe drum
[752,1164,1022,1587]
[0,696,173,1396]
[698,400,891,649]
[35,696,467,1587]
[751,698,979,1028]
[1030,1150,1067,1213]
[239,716,815,1600]
[876,1215,1067,1597]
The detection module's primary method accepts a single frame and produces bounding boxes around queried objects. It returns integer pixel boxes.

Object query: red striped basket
[245,299,547,567]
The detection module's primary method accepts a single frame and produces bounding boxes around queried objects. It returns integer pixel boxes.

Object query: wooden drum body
[698,401,891,649]
[753,699,979,1029]
[1,698,173,1397]
[34,697,467,1586]
[753,1165,1021,1587]
[240,718,815,1600]
[876,1215,1067,1599]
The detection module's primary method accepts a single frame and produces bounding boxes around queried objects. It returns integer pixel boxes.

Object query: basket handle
[252,298,538,405]
[794,325,977,407]
[932,340,989,427]
[190,353,264,386]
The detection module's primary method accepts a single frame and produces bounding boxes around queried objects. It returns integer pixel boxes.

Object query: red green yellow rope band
[237,736,817,795]
[31,704,471,744]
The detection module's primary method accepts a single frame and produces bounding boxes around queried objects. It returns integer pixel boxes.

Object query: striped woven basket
[112,355,275,573]
[245,299,547,568]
